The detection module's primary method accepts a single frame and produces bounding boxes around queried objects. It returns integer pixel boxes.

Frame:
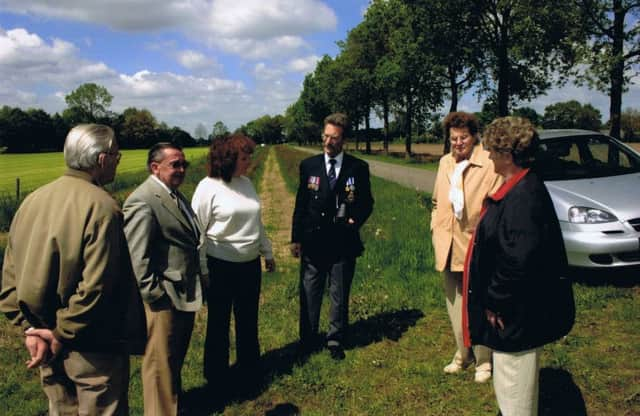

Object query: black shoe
[297,338,321,357]
[328,345,345,360]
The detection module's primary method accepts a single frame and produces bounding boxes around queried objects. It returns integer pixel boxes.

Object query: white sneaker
[443,361,471,374]
[474,369,492,383]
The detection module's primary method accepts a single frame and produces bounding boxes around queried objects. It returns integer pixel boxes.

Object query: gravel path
[293,146,437,193]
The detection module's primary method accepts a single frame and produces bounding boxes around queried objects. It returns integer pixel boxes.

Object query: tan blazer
[123,176,203,312]
[431,144,503,272]
[0,169,146,354]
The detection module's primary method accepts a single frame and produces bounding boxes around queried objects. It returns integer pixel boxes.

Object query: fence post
[16,177,20,200]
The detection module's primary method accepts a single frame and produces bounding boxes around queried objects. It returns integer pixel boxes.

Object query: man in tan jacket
[0,124,146,415]
[431,112,502,383]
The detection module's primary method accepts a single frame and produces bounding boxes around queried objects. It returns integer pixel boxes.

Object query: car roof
[538,129,607,140]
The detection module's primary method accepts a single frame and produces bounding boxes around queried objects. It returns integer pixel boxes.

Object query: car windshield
[535,135,640,181]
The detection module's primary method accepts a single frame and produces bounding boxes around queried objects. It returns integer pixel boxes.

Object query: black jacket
[291,153,374,261]
[465,170,575,352]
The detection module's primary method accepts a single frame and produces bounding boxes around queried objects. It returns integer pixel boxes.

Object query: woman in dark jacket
[462,117,575,416]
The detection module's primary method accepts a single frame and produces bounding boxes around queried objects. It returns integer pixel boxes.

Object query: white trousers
[493,348,541,416]
[444,269,492,371]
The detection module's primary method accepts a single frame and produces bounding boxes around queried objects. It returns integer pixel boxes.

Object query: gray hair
[63,124,115,170]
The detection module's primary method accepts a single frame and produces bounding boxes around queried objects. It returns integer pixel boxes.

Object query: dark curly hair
[207,134,256,182]
[443,111,480,140]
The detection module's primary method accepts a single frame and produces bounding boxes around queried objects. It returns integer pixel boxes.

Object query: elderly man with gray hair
[0,124,146,415]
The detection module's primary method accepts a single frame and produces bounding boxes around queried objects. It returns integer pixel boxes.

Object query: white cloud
[207,0,336,38]
[0,26,277,132]
[214,35,308,59]
[287,55,320,73]
[176,49,220,73]
[0,0,337,59]
[253,62,284,80]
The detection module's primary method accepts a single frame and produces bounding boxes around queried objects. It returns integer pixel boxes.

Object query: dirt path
[293,146,436,192]
[258,147,295,269]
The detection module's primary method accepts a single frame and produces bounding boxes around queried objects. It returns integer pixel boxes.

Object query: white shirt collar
[150,174,175,196]
[324,151,344,170]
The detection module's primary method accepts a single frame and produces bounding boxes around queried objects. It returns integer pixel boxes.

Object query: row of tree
[283,0,639,154]
[0,83,207,153]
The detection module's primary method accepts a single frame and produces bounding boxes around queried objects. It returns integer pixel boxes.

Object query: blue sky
[0,1,638,136]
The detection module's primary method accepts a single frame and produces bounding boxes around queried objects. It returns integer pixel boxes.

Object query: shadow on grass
[569,265,640,287]
[181,308,424,415]
[539,367,587,416]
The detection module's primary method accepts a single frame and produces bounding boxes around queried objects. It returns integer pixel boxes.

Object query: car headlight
[568,206,617,223]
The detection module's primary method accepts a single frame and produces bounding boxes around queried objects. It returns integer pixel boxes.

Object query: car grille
[628,218,640,232]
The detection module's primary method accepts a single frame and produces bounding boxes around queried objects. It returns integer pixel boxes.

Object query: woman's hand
[265,258,276,272]
[485,309,504,330]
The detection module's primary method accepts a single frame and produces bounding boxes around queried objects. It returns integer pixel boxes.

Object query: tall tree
[412,0,484,153]
[473,0,582,116]
[194,123,208,141]
[576,0,640,139]
[542,100,602,130]
[620,107,640,140]
[120,107,158,149]
[212,121,229,140]
[64,83,113,122]
[387,0,442,155]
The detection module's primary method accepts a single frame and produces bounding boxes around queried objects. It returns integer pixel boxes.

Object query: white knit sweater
[191,176,273,264]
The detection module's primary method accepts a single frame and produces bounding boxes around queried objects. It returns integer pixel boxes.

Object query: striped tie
[328,158,337,189]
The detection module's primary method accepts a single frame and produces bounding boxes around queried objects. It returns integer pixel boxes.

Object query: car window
[536,135,640,180]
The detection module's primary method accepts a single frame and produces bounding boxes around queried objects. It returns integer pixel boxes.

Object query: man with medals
[291,113,374,360]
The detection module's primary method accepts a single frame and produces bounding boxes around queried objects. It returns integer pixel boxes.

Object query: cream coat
[431,144,502,272]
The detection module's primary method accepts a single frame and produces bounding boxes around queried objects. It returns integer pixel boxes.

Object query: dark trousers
[204,256,262,384]
[299,254,356,347]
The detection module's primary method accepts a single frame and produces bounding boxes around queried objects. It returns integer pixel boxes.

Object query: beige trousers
[40,350,129,416]
[493,348,541,416]
[444,269,492,371]
[142,300,195,416]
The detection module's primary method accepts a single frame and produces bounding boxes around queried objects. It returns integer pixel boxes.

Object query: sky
[0,1,638,137]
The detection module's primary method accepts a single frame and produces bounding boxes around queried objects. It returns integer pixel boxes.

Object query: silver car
[536,129,640,269]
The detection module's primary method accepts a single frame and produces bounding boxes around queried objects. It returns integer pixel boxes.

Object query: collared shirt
[324,151,344,178]
[150,174,174,196]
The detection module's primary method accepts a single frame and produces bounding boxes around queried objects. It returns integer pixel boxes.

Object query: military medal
[346,177,355,202]
[307,176,320,191]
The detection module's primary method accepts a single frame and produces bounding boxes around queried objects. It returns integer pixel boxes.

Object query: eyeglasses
[102,150,122,161]
[168,160,190,169]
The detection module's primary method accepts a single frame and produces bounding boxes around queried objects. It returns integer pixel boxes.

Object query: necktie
[172,191,200,239]
[328,158,337,190]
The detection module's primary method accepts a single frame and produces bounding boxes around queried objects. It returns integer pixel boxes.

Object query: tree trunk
[383,98,390,154]
[365,112,372,154]
[608,0,624,140]
[405,95,413,157]
[496,8,510,117]
[444,68,459,154]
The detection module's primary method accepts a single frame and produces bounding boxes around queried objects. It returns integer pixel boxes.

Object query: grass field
[0,147,210,196]
[0,145,638,415]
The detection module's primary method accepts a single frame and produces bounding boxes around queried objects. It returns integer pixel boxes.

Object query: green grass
[0,147,210,195]
[0,146,638,415]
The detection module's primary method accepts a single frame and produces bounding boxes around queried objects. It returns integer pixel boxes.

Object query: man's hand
[290,243,301,258]
[24,332,50,369]
[24,328,63,368]
[265,258,276,272]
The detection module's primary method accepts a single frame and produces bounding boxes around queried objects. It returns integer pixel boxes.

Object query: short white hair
[63,124,114,170]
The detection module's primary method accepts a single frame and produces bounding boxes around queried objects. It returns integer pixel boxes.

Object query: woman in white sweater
[191,134,275,397]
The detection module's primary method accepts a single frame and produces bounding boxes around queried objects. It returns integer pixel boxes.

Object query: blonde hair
[483,117,539,166]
